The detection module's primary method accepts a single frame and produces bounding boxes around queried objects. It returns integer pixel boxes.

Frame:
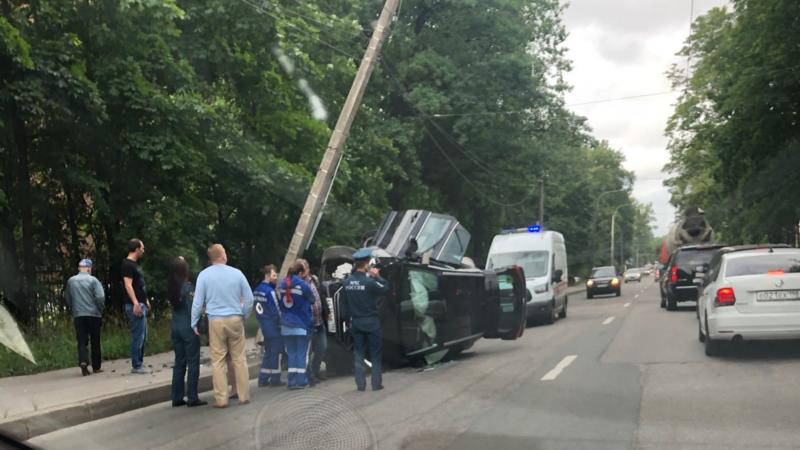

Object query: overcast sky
[560,0,729,235]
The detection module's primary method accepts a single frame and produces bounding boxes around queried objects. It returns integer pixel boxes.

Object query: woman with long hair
[168,257,207,407]
[279,260,315,389]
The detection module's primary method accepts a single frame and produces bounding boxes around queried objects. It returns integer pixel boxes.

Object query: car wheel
[586,291,593,299]
[545,301,557,324]
[558,297,568,319]
[660,296,666,308]
[698,319,706,343]
[704,315,722,356]
[667,294,677,311]
[615,289,621,297]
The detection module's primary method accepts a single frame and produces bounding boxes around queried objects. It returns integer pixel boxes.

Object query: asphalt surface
[28,278,800,449]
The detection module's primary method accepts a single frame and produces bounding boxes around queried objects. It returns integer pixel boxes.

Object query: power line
[429,91,676,117]
[238,0,359,59]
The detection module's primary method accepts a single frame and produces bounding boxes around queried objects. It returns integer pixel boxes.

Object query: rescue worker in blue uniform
[341,248,390,391]
[254,264,284,387]
[279,261,315,389]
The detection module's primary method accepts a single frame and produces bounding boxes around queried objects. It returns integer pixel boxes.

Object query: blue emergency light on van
[528,225,541,233]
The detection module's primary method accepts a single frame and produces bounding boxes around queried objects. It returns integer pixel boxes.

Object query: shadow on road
[715,340,800,360]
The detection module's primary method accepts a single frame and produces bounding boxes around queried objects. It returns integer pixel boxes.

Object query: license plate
[756,290,800,302]
[596,283,608,288]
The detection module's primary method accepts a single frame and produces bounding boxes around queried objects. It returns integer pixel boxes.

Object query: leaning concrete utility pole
[279,0,401,276]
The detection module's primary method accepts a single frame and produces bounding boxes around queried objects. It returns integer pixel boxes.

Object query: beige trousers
[209,316,249,405]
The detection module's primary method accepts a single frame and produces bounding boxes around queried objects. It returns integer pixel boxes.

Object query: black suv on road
[586,266,621,298]
[660,244,726,310]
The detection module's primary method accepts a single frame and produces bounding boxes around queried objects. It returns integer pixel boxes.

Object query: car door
[483,265,527,340]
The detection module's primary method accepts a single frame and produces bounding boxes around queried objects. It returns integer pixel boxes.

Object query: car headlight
[611,278,620,286]
[534,283,549,293]
[586,280,594,287]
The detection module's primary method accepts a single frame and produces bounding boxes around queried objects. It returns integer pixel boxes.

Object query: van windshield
[487,251,549,278]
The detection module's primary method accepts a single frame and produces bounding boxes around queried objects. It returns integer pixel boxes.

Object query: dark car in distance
[586,266,621,298]
[660,244,726,311]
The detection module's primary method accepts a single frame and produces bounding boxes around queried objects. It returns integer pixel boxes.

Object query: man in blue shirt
[341,248,390,391]
[191,244,254,408]
[65,258,105,376]
[253,264,284,387]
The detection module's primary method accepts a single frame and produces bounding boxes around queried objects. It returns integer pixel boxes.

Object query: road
[29,279,800,449]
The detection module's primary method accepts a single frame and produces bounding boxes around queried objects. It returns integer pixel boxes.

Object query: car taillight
[768,270,785,276]
[715,287,736,306]
[670,266,678,283]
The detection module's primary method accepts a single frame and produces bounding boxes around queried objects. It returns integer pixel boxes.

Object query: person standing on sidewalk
[299,259,327,385]
[65,258,105,376]
[168,257,207,408]
[279,261,315,390]
[191,244,254,408]
[254,264,284,387]
[341,249,390,391]
[122,238,151,375]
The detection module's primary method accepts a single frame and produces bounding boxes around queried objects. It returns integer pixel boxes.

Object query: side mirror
[553,269,563,283]
[525,290,532,302]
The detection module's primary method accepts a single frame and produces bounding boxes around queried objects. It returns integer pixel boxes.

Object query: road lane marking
[624,302,631,307]
[634,294,639,299]
[603,316,615,325]
[541,355,578,381]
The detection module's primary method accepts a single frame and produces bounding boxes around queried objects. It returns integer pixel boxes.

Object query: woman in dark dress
[168,257,207,407]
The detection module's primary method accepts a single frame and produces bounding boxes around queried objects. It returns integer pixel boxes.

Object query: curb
[1,358,262,441]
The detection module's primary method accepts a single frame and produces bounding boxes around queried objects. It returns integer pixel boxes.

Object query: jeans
[125,303,148,370]
[283,334,311,388]
[171,322,200,403]
[74,316,102,371]
[309,325,327,378]
[352,318,382,390]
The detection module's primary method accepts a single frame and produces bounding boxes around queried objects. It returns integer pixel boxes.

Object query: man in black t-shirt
[122,238,151,374]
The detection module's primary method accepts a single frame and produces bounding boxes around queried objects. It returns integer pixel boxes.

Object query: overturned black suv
[318,210,528,370]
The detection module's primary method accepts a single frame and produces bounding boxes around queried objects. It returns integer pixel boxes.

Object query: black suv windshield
[591,267,616,278]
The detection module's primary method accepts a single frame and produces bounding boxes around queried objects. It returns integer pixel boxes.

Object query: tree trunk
[9,108,37,326]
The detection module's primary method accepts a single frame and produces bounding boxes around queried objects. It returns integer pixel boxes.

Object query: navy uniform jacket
[341,271,390,331]
[253,281,281,338]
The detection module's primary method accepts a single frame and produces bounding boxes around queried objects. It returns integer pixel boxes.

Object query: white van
[485,229,569,324]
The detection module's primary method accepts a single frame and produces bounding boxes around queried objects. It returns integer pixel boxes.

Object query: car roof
[721,245,797,259]
[592,265,615,270]
[674,244,727,253]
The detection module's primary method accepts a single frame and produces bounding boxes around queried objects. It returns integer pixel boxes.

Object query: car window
[488,251,549,278]
[591,267,616,278]
[725,254,800,277]
[675,250,716,269]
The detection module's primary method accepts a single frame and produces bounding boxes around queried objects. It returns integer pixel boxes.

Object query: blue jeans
[283,334,310,388]
[171,321,200,403]
[310,325,327,378]
[352,318,382,390]
[125,303,148,369]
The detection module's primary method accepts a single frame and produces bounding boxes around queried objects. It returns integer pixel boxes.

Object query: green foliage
[665,0,800,245]
[0,0,648,330]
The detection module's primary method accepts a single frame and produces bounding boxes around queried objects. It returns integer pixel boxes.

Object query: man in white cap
[65,258,106,376]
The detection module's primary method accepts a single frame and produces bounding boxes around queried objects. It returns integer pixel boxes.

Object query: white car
[697,245,800,356]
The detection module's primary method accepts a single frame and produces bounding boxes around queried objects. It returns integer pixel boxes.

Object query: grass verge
[1,315,261,378]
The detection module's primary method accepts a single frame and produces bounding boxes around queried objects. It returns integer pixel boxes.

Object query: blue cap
[79,258,93,268]
[352,248,373,261]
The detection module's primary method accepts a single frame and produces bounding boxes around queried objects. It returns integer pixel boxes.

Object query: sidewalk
[0,342,263,440]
